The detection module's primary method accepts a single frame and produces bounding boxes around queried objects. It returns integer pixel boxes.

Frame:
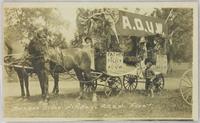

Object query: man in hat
[138,37,147,61]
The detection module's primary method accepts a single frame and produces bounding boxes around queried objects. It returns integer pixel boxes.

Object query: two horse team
[4,9,170,103]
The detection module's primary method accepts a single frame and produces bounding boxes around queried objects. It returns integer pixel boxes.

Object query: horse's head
[27,38,48,57]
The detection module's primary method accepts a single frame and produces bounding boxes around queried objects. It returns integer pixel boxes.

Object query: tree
[4,8,68,48]
[152,8,193,62]
[74,8,119,51]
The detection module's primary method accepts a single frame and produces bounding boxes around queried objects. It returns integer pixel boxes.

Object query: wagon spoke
[181,79,191,87]
[129,84,132,91]
[181,85,192,88]
[125,82,129,88]
[130,84,134,90]
[184,91,192,104]
[129,85,132,91]
[84,83,94,93]
[185,92,192,100]
[125,76,129,81]
[133,82,137,88]
[115,84,119,90]
[105,87,112,96]
[181,87,192,96]
[185,74,192,84]
[123,75,138,92]
[183,76,192,85]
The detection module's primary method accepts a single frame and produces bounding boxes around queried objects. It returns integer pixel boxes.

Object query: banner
[106,52,123,73]
[115,10,167,36]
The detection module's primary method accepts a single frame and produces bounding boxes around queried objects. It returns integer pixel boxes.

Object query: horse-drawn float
[4,9,169,101]
[77,10,168,96]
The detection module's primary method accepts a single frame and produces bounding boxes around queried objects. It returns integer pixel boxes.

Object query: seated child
[144,59,156,97]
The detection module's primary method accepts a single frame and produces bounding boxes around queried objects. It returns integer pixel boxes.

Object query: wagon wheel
[84,80,97,93]
[179,69,192,106]
[123,74,138,92]
[154,74,165,92]
[104,76,122,96]
[84,72,102,93]
[93,80,98,90]
[90,72,103,90]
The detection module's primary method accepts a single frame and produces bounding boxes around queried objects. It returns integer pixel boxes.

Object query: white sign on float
[155,55,168,74]
[106,52,123,73]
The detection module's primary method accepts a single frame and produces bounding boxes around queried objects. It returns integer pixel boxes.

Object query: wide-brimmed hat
[85,37,92,41]
[140,37,146,43]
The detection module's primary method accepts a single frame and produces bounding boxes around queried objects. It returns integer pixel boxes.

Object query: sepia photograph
[2,2,198,121]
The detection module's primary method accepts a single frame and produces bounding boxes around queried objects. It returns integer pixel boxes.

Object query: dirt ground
[3,64,192,120]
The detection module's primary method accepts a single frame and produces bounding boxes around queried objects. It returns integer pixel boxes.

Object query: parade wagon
[81,10,168,96]
[4,9,169,98]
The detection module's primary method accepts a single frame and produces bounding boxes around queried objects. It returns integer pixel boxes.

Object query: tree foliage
[4,8,68,49]
[75,8,193,63]
[74,8,119,51]
[152,8,193,62]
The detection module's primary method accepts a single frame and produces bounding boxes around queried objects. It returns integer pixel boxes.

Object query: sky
[57,7,77,42]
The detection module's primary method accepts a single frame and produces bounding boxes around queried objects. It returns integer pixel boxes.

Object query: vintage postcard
[2,2,198,121]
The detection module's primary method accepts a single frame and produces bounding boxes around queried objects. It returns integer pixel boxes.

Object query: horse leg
[37,70,49,102]
[84,71,97,102]
[50,71,56,93]
[16,70,25,98]
[24,73,30,98]
[43,70,49,102]
[74,68,84,99]
[52,72,59,95]
[37,72,45,98]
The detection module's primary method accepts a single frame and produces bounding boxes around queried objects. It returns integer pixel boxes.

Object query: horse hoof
[52,89,59,94]
[52,92,59,97]
[45,98,49,102]
[92,94,97,102]
[76,96,83,101]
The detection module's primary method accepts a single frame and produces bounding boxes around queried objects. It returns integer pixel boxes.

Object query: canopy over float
[113,10,167,37]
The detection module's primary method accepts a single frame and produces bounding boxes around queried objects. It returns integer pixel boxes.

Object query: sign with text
[115,10,167,36]
[106,52,123,73]
[155,55,168,74]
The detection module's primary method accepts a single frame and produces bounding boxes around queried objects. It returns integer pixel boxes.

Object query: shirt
[144,67,155,79]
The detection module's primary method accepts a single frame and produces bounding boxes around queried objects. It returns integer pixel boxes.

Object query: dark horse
[4,39,61,99]
[27,39,96,102]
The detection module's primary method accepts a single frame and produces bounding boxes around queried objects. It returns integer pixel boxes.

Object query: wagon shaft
[4,64,33,69]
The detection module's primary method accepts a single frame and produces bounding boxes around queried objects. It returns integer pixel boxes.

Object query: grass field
[4,89,192,119]
[3,63,192,119]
